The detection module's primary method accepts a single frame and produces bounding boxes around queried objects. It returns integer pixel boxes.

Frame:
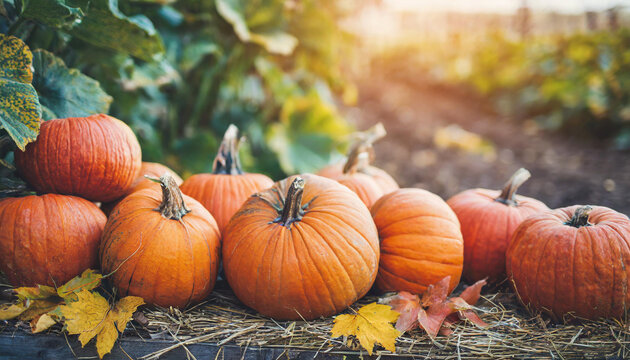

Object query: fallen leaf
[443,279,488,330]
[459,279,487,305]
[60,290,144,359]
[19,299,62,321]
[30,313,57,333]
[331,303,401,355]
[56,269,103,299]
[15,285,57,301]
[384,292,421,332]
[422,276,451,307]
[0,303,26,320]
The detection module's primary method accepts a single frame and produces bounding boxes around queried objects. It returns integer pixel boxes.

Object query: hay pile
[137,284,629,359]
[2,278,629,359]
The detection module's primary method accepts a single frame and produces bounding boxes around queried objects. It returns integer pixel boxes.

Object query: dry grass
[2,278,629,359]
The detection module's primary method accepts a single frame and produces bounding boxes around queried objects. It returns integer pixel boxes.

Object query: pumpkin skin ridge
[222,174,379,320]
[506,205,630,320]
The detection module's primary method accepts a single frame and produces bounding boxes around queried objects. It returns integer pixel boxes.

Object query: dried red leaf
[386,292,421,332]
[417,300,459,338]
[421,276,451,307]
[459,279,487,305]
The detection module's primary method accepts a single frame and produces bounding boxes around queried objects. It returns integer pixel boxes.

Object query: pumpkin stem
[274,177,306,229]
[212,124,244,175]
[495,168,531,206]
[342,123,386,174]
[566,205,593,228]
[146,174,191,220]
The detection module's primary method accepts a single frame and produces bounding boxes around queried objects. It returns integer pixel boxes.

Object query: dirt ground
[347,72,630,216]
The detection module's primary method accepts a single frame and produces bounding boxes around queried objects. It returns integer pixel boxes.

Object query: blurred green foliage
[373,30,630,149]
[0,0,356,180]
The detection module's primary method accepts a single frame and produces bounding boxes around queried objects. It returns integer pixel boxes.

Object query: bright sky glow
[384,0,630,14]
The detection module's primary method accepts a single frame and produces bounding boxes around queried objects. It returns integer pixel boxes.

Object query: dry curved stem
[273,177,306,229]
[495,168,531,206]
[342,123,387,174]
[212,124,244,175]
[146,174,191,220]
[565,205,593,228]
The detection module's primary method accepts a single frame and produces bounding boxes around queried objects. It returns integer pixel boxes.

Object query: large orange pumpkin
[0,194,106,286]
[447,168,548,283]
[100,174,221,308]
[222,174,380,320]
[506,205,630,320]
[181,124,273,233]
[15,114,141,202]
[101,162,183,215]
[318,122,399,195]
[372,188,464,294]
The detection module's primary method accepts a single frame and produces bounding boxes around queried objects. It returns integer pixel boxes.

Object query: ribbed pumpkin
[506,205,630,320]
[100,174,221,308]
[372,188,464,294]
[0,194,106,286]
[222,174,380,320]
[180,124,273,233]
[318,122,399,195]
[15,114,141,202]
[101,162,183,215]
[447,168,548,283]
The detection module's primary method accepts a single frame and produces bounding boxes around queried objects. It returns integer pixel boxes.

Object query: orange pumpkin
[181,124,273,233]
[222,174,380,320]
[101,162,183,215]
[507,205,630,320]
[447,168,548,283]
[100,174,221,308]
[0,194,106,286]
[318,122,398,195]
[372,188,464,294]
[15,114,141,202]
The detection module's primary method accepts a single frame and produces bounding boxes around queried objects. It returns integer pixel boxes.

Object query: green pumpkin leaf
[20,0,83,29]
[0,34,41,151]
[31,50,112,120]
[267,94,352,174]
[216,0,297,55]
[70,0,164,61]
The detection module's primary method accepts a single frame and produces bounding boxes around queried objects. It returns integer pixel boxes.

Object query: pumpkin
[0,194,106,287]
[100,174,221,308]
[180,124,274,233]
[371,188,464,294]
[318,122,399,194]
[506,205,630,320]
[222,174,380,320]
[15,114,141,202]
[447,168,548,283]
[101,162,183,215]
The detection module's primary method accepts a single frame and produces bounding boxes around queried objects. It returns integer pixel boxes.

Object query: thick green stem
[495,168,531,206]
[275,177,306,229]
[146,174,191,220]
[212,124,243,175]
[565,205,593,228]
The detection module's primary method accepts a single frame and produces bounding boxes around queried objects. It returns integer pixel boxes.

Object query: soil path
[348,73,630,215]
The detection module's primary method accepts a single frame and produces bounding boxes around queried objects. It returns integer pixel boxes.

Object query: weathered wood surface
[0,333,386,360]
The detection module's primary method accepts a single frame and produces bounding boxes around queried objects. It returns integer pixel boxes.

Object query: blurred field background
[1,0,629,213]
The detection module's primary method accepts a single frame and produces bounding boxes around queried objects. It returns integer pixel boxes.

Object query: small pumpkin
[372,188,464,294]
[15,114,141,202]
[101,162,183,215]
[0,194,106,287]
[222,174,380,320]
[447,168,548,283]
[506,205,630,320]
[181,124,274,233]
[100,174,221,308]
[318,122,399,194]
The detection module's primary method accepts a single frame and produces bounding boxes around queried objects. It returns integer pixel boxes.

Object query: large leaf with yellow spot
[60,290,144,359]
[32,50,112,120]
[0,34,41,151]
[331,302,401,355]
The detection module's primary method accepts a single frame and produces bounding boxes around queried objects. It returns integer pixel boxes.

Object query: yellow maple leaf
[30,314,57,333]
[59,290,144,359]
[331,303,401,355]
[0,303,26,320]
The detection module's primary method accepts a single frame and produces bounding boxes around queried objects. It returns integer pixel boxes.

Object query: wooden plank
[0,333,390,360]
